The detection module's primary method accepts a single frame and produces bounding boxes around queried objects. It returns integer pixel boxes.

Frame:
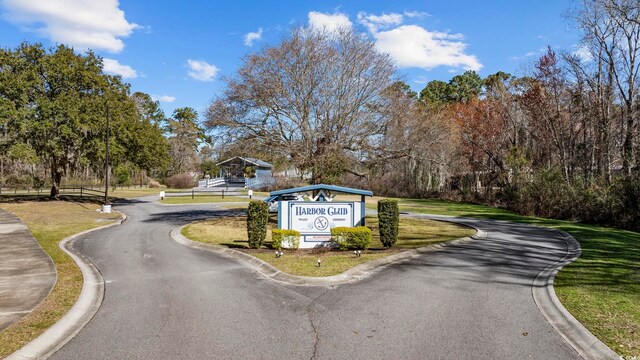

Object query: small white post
[248,189,253,199]
[160,190,165,200]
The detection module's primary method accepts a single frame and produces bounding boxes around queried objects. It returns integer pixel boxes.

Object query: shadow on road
[384,219,571,289]
[143,208,243,226]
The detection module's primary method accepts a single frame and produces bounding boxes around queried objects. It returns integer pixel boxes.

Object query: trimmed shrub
[331,226,372,250]
[272,229,301,250]
[165,173,196,188]
[378,199,399,248]
[247,200,269,249]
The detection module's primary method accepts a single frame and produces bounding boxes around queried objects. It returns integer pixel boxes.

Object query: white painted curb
[8,212,127,360]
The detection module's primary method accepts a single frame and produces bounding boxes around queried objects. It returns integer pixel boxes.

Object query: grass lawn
[159,195,250,205]
[182,215,474,277]
[251,251,390,277]
[391,197,639,356]
[0,200,122,358]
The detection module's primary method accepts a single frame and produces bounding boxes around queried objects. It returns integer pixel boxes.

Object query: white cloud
[1,0,138,53]
[102,58,136,78]
[510,51,538,61]
[308,11,352,33]
[413,75,428,85]
[357,11,403,32]
[404,10,430,18]
[572,44,593,63]
[187,59,218,82]
[373,25,482,71]
[152,95,176,103]
[244,27,263,47]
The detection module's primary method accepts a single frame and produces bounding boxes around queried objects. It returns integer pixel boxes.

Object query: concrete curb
[171,219,486,287]
[8,212,127,360]
[408,213,618,359]
[531,229,619,360]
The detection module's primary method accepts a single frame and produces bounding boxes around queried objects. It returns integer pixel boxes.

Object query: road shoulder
[0,210,57,332]
[7,212,126,360]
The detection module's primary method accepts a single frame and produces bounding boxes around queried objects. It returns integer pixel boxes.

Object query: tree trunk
[50,173,62,198]
[622,110,635,176]
[50,162,62,199]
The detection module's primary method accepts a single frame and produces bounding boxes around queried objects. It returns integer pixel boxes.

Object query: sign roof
[270,184,373,197]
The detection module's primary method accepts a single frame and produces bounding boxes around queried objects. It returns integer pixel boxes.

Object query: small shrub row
[331,226,372,250]
[247,200,269,249]
[272,229,300,250]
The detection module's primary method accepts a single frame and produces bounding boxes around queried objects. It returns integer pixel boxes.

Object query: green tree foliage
[0,42,169,197]
[166,107,205,174]
[114,164,131,186]
[419,80,452,105]
[378,199,399,248]
[419,71,483,105]
[247,200,269,248]
[199,160,219,178]
[448,71,484,102]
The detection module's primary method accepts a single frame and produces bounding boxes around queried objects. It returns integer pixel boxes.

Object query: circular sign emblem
[314,216,329,231]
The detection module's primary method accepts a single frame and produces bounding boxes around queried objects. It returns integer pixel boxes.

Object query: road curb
[171,219,486,287]
[8,211,127,360]
[531,229,619,360]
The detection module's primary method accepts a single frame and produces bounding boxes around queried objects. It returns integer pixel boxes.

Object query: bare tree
[205,27,396,184]
[572,0,640,175]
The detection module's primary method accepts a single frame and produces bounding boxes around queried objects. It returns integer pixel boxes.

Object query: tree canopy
[0,43,169,197]
[205,26,397,183]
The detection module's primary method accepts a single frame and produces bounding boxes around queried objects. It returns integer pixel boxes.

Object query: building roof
[216,156,273,168]
[270,184,373,197]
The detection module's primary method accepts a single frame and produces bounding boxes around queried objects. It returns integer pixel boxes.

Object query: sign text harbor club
[295,206,349,216]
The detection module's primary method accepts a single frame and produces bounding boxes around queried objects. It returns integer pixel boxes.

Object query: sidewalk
[0,209,56,331]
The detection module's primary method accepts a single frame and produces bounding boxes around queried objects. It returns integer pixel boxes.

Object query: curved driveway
[51,198,580,359]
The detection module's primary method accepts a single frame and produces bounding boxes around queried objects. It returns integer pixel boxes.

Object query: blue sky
[0,0,581,120]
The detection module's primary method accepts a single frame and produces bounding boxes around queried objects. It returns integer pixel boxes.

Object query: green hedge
[272,229,301,250]
[331,226,372,250]
[378,199,399,248]
[247,200,269,248]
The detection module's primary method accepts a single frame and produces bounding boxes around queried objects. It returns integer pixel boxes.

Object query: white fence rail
[197,177,226,188]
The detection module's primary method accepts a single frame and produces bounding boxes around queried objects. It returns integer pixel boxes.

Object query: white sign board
[289,202,354,242]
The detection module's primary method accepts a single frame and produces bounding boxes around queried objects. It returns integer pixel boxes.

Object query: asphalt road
[51,198,580,359]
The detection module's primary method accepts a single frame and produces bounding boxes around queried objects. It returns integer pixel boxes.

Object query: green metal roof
[270,184,373,197]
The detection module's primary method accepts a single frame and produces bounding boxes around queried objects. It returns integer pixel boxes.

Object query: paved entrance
[0,209,56,331]
[50,199,581,359]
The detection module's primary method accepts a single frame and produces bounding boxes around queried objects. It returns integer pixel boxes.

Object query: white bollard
[248,189,253,199]
[160,190,165,200]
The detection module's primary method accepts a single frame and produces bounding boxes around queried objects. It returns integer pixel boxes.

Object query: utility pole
[104,104,111,210]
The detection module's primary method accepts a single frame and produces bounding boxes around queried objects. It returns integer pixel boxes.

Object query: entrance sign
[271,184,373,248]
[289,202,354,239]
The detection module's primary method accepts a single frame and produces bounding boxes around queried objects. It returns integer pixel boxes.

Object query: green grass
[0,200,122,358]
[160,195,250,204]
[387,197,639,356]
[366,216,474,249]
[251,251,390,277]
[182,215,473,277]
